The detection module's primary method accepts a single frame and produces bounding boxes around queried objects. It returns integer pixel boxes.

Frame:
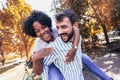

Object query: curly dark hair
[23,10,52,37]
[55,9,78,25]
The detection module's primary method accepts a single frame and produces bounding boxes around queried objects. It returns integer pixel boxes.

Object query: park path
[0,63,25,80]
[83,53,120,80]
[0,54,120,80]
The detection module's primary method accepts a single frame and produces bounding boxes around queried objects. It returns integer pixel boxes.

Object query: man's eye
[62,26,67,29]
[56,26,59,29]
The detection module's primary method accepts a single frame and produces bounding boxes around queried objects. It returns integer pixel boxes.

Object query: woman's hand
[33,47,54,62]
[65,48,76,64]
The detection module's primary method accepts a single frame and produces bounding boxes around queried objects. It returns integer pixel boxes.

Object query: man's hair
[55,9,77,25]
[23,10,52,37]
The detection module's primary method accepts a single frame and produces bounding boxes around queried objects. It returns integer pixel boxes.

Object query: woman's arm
[33,48,54,75]
[65,22,80,63]
[73,26,80,50]
[33,52,43,75]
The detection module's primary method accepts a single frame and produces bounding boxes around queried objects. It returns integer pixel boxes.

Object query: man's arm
[65,22,80,63]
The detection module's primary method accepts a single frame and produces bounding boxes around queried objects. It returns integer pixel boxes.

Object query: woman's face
[33,21,52,43]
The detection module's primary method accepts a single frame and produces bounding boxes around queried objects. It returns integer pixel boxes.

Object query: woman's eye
[42,25,47,29]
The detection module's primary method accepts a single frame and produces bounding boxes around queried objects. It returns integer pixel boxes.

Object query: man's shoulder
[47,36,61,47]
[53,36,62,43]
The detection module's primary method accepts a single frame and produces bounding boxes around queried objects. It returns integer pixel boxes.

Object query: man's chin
[61,38,68,42]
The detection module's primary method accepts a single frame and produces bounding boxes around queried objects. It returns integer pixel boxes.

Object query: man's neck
[69,35,74,43]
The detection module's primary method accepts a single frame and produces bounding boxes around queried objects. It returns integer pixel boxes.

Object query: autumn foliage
[0,0,35,62]
[57,0,120,48]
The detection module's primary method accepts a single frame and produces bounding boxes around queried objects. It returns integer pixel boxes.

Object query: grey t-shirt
[33,28,58,52]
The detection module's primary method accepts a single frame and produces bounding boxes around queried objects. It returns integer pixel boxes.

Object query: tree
[89,0,120,45]
[57,0,120,46]
[0,0,35,61]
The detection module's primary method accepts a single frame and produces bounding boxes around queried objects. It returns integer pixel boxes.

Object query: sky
[25,0,56,26]
[0,0,54,14]
[0,0,7,9]
[25,0,54,16]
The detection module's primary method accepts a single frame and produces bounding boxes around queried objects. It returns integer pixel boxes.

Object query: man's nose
[58,28,63,35]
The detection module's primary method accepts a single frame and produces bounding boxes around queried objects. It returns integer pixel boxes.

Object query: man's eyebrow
[61,25,67,27]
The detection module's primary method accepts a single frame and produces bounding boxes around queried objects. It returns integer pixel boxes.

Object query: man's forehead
[57,18,71,24]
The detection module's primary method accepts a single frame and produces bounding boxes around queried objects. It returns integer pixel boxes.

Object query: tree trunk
[20,52,22,59]
[101,24,109,45]
[0,41,5,66]
[1,52,5,66]
[26,49,28,60]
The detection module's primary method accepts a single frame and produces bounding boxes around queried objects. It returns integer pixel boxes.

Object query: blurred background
[0,0,120,80]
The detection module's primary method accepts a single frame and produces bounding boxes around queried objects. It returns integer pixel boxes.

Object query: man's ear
[73,22,78,29]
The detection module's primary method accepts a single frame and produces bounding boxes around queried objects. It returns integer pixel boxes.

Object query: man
[23,10,113,80]
[43,9,84,80]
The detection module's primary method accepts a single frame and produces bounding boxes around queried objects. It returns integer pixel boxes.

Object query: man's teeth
[62,35,67,37]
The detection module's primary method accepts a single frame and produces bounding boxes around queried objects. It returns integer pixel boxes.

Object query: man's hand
[33,47,54,62]
[65,48,76,64]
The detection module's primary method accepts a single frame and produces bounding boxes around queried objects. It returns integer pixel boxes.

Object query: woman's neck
[51,34,55,42]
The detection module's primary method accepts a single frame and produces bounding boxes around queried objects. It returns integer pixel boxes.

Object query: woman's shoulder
[52,27,58,38]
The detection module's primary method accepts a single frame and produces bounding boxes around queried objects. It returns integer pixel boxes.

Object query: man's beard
[60,30,74,42]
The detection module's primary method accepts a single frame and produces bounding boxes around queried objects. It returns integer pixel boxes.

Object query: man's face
[56,17,74,42]
[33,21,52,43]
